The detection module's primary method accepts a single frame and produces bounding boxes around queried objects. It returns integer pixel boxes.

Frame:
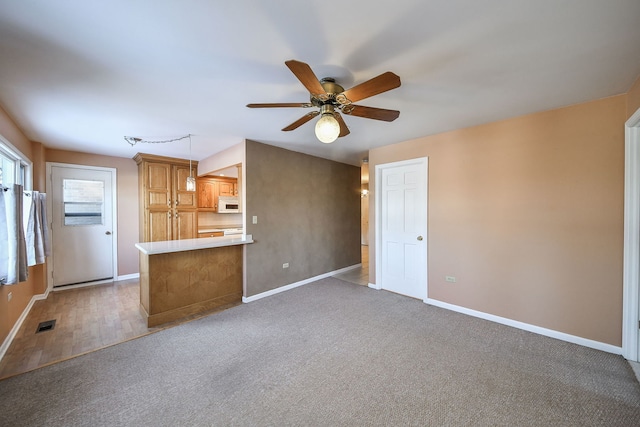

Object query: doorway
[375,157,428,300]
[623,108,640,362]
[47,163,117,289]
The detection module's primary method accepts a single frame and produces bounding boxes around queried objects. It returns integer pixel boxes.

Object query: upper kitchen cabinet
[134,153,198,242]
[197,178,218,209]
[197,176,238,211]
[218,180,237,197]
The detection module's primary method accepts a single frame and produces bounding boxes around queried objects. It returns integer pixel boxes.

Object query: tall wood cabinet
[134,153,199,242]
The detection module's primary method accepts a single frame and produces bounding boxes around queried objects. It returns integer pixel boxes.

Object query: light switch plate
[252,216,257,224]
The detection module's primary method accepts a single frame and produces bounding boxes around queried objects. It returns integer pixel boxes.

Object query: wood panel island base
[135,235,254,327]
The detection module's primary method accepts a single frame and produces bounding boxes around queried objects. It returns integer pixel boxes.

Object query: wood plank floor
[0,279,149,379]
[0,279,240,380]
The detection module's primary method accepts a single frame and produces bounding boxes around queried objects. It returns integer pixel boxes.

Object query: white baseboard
[52,273,141,292]
[368,282,380,290]
[242,264,361,303]
[0,286,50,362]
[425,298,623,355]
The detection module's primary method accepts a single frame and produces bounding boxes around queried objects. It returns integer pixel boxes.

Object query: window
[63,179,105,226]
[0,135,34,284]
[0,136,31,189]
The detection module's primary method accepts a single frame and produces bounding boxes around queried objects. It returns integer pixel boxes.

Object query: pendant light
[186,134,196,192]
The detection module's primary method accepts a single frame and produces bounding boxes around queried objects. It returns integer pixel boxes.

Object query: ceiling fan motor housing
[311,78,345,107]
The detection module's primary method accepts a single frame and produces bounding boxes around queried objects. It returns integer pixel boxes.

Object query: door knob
[105,231,112,235]
[417,236,423,241]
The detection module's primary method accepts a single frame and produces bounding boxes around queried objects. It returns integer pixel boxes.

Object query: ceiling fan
[247,60,401,143]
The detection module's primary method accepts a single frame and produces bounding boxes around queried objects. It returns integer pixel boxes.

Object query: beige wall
[0,108,46,347]
[628,75,640,119]
[244,140,361,296]
[369,95,626,346]
[45,150,140,277]
[198,143,243,176]
[0,106,31,158]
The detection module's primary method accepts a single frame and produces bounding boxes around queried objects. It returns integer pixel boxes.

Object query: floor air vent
[36,320,56,333]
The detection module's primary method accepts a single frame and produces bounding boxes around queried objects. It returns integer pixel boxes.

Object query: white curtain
[0,188,8,284]
[0,185,50,285]
[35,192,50,263]
[0,184,27,284]
[23,191,35,266]
[23,190,51,266]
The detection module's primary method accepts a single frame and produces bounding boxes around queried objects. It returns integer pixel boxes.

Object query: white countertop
[135,234,253,255]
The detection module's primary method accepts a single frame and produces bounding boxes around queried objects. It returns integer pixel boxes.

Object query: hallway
[333,245,369,286]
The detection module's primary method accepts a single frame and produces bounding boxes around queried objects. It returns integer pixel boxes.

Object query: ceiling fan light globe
[315,114,340,143]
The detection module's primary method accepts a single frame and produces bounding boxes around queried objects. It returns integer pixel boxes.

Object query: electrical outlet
[445,276,456,283]
[7,292,12,302]
[283,263,289,269]
[252,216,258,224]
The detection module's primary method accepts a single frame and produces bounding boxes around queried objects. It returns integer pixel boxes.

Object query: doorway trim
[45,162,118,292]
[623,107,640,362]
[373,157,429,301]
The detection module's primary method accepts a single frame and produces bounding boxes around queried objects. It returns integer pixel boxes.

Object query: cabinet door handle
[167,212,171,218]
[175,212,178,219]
[168,198,171,206]
[175,199,179,206]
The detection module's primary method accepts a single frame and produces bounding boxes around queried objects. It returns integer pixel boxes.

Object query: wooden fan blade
[334,113,350,137]
[247,103,312,108]
[337,72,401,104]
[282,111,320,131]
[285,60,327,97]
[342,105,400,122]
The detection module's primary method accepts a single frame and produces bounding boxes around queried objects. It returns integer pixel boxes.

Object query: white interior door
[49,164,115,287]
[377,158,428,300]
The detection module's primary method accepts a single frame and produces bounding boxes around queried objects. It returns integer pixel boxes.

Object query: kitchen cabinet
[197,178,218,209]
[134,153,198,242]
[197,176,238,211]
[135,234,254,327]
[218,180,237,197]
[198,231,224,238]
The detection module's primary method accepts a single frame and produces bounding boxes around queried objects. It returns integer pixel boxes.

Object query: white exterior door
[377,158,428,300]
[49,164,116,288]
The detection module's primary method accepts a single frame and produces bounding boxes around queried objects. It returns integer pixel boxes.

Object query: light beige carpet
[0,277,638,426]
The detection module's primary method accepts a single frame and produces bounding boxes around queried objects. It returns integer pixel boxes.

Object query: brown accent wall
[369,95,626,346]
[627,74,640,119]
[45,150,139,277]
[0,108,46,347]
[244,140,361,296]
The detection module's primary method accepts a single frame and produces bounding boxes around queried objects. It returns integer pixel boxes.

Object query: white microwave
[218,196,240,213]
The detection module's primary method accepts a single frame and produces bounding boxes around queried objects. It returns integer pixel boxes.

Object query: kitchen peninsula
[135,234,253,327]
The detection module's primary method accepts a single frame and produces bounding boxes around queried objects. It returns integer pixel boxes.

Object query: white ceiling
[1,1,639,166]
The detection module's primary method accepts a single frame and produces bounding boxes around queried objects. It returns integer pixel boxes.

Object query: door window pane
[63,179,104,226]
